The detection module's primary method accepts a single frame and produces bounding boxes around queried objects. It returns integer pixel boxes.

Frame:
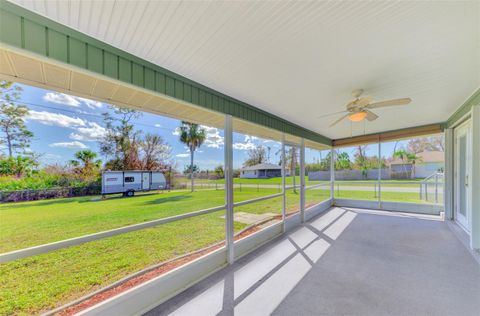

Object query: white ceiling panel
[10,0,480,139]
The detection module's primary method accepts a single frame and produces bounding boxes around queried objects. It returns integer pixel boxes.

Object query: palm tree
[178,122,206,192]
[406,152,422,178]
[74,150,98,169]
[393,149,408,177]
[71,150,102,177]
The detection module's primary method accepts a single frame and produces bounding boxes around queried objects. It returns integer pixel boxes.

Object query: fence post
[434,173,438,204]
[419,183,422,200]
[425,183,428,201]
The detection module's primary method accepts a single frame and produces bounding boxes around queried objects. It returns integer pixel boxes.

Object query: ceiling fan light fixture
[348,111,368,122]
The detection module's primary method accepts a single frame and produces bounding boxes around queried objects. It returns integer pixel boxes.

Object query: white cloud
[233,142,257,151]
[263,139,281,145]
[200,125,224,149]
[78,97,103,109]
[176,153,190,158]
[43,92,81,107]
[244,135,259,142]
[27,110,86,128]
[43,92,103,109]
[69,122,107,141]
[49,141,88,149]
[172,127,181,136]
[232,134,265,151]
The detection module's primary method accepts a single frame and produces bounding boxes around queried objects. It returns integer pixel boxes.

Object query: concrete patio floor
[146,207,480,316]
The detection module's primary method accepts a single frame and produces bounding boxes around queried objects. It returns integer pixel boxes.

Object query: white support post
[300,138,306,223]
[330,148,335,201]
[224,115,234,264]
[281,135,286,232]
[378,141,382,208]
[471,105,480,250]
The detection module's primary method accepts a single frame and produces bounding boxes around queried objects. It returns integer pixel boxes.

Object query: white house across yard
[240,163,282,179]
[389,151,444,179]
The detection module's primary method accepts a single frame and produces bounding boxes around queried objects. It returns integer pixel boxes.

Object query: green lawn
[177,176,328,186]
[0,189,270,252]
[334,189,426,203]
[0,188,330,315]
[0,185,428,315]
[177,176,423,188]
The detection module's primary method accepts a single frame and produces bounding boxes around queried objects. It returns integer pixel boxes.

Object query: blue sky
[7,82,409,170]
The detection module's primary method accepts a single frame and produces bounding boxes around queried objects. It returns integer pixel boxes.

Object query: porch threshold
[147,207,480,316]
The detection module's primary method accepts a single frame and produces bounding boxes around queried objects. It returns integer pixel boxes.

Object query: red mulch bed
[57,225,262,315]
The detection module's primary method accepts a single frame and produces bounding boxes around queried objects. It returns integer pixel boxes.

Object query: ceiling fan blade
[317,110,348,119]
[365,110,378,121]
[367,98,411,109]
[356,96,373,107]
[329,113,351,127]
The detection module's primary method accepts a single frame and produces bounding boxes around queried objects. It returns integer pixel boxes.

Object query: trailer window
[125,177,135,183]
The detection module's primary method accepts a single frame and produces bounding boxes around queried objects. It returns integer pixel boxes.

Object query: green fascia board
[446,88,480,128]
[0,0,331,145]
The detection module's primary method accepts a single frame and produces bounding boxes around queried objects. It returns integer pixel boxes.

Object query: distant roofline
[241,163,282,171]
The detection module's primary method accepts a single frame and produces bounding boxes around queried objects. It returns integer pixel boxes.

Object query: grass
[177,176,327,186]
[0,188,330,315]
[177,176,423,188]
[334,190,426,203]
[0,189,270,252]
[0,185,424,315]
[0,211,237,315]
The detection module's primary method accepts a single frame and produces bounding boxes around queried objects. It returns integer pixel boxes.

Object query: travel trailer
[102,171,166,196]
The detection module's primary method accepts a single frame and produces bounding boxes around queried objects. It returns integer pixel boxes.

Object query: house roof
[241,163,282,171]
[389,151,444,165]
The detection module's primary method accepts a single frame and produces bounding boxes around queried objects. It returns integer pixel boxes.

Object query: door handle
[465,175,468,187]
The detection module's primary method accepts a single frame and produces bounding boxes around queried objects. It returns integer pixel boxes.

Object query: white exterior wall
[415,162,444,178]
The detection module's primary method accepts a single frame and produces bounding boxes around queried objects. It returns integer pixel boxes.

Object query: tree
[140,133,171,170]
[393,149,411,178]
[354,145,369,178]
[0,81,33,157]
[100,106,142,170]
[280,146,299,193]
[406,152,422,178]
[334,151,352,170]
[214,165,224,179]
[319,152,332,171]
[243,145,267,167]
[0,155,36,177]
[70,150,102,179]
[178,121,206,192]
[183,164,199,175]
[407,136,444,153]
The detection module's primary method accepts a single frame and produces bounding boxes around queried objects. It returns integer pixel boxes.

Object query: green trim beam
[0,0,331,145]
[446,88,480,128]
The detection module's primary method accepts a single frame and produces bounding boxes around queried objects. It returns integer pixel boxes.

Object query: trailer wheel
[126,190,135,197]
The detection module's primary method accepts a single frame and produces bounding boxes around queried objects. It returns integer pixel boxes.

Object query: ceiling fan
[321,89,412,127]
